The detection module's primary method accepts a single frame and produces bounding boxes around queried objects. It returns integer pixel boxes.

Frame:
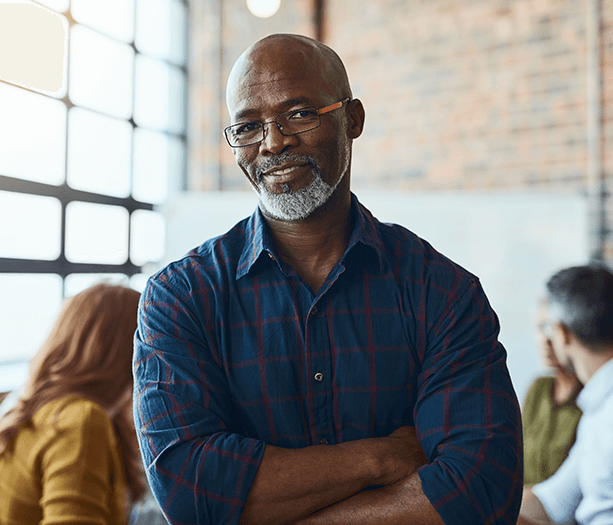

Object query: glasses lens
[227,122,263,146]
[277,108,320,135]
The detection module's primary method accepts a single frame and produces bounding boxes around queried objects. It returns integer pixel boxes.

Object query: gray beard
[254,154,340,221]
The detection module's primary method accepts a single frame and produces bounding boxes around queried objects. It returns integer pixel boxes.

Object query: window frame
[0,0,189,295]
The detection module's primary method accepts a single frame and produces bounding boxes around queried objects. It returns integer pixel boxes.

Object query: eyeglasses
[224,98,352,148]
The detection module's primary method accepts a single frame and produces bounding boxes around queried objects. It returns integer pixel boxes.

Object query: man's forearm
[240,426,427,525]
[291,472,444,525]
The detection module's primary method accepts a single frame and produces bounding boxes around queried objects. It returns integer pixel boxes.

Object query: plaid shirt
[134,194,523,525]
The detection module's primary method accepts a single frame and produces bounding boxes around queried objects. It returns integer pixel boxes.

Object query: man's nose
[259,120,298,155]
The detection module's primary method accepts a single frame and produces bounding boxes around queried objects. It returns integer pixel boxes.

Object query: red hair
[0,282,146,502]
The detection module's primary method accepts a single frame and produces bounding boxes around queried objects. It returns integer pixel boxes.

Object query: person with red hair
[0,283,146,525]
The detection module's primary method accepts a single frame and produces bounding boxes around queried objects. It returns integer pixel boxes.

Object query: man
[133,34,523,525]
[518,265,613,525]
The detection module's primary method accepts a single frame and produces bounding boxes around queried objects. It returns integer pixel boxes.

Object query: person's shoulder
[35,396,112,435]
[146,214,253,291]
[523,376,554,404]
[373,217,479,289]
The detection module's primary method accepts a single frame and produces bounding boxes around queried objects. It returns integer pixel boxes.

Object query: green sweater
[522,376,582,486]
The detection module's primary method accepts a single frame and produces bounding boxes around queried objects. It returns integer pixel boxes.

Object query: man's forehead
[227,60,329,118]
[226,35,341,108]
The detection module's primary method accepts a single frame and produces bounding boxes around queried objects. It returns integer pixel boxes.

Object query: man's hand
[372,425,429,486]
[516,487,552,525]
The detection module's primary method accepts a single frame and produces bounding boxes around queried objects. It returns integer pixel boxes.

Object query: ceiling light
[246,0,281,18]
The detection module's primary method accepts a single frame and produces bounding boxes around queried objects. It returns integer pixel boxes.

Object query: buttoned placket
[302,262,347,447]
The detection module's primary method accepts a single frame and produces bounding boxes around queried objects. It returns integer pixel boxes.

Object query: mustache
[254,153,320,181]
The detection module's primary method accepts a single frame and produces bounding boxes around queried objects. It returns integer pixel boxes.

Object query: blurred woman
[0,283,146,524]
[522,298,583,486]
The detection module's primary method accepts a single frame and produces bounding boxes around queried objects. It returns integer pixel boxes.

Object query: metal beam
[586,0,607,262]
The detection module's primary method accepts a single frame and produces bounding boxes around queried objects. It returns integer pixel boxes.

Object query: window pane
[0,2,68,97]
[133,129,185,203]
[64,273,129,297]
[0,82,66,184]
[129,273,150,293]
[65,202,129,264]
[67,107,132,197]
[130,210,165,266]
[0,192,61,260]
[71,0,135,43]
[35,0,69,12]
[135,0,187,66]
[0,273,63,363]
[0,362,29,397]
[134,55,186,134]
[69,24,134,119]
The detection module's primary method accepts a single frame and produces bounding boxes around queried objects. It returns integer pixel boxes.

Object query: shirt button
[319,437,329,445]
[314,372,324,382]
[311,306,318,315]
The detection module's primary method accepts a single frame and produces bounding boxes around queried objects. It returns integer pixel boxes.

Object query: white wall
[162,190,589,402]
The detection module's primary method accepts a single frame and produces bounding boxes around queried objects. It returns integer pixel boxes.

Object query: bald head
[226,34,352,114]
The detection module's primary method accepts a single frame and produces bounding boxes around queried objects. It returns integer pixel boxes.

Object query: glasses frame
[224,97,352,148]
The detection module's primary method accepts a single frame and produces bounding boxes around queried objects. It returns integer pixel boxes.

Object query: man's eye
[288,109,317,120]
[234,122,259,136]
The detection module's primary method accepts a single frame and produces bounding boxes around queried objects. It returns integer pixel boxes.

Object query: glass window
[134,55,186,134]
[129,273,150,293]
[65,202,129,264]
[0,82,66,185]
[0,273,63,362]
[132,129,186,203]
[71,0,135,43]
[0,0,188,371]
[0,361,30,395]
[130,210,166,266]
[135,0,187,66]
[0,2,68,98]
[67,107,132,197]
[0,192,62,260]
[69,24,135,119]
[64,273,129,297]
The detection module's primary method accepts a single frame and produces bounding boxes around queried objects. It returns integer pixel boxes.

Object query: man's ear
[557,322,574,346]
[346,98,365,139]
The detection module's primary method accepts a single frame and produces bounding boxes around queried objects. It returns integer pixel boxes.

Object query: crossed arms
[133,272,523,525]
[240,425,442,524]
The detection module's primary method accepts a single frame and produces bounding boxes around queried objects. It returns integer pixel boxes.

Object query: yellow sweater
[0,396,128,525]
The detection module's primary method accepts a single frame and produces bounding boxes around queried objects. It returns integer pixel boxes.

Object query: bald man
[134,34,523,525]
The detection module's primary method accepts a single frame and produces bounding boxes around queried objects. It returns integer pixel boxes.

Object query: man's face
[536,302,562,369]
[226,46,353,220]
[546,316,576,375]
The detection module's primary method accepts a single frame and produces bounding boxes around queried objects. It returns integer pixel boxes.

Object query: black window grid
[0,0,189,296]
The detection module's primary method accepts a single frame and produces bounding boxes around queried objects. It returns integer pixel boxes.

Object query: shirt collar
[236,193,384,280]
[236,206,270,279]
[576,357,613,413]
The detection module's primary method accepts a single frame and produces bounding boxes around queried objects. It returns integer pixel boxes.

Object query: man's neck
[574,345,613,384]
[263,190,352,294]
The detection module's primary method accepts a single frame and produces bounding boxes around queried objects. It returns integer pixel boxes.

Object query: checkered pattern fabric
[133,194,523,525]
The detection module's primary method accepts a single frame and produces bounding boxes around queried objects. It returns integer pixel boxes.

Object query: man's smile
[262,164,308,184]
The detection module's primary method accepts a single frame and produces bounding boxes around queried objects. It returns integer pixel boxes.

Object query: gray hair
[546,265,613,349]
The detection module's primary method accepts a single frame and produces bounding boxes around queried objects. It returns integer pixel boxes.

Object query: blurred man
[518,265,613,525]
[134,34,523,525]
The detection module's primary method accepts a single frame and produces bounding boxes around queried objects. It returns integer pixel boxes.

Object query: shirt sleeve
[40,400,124,525]
[133,273,265,525]
[531,444,581,524]
[414,277,524,524]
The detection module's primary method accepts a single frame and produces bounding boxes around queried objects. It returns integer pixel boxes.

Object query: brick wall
[189,0,612,261]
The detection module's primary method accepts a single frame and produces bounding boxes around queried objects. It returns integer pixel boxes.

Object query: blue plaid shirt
[134,194,523,525]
